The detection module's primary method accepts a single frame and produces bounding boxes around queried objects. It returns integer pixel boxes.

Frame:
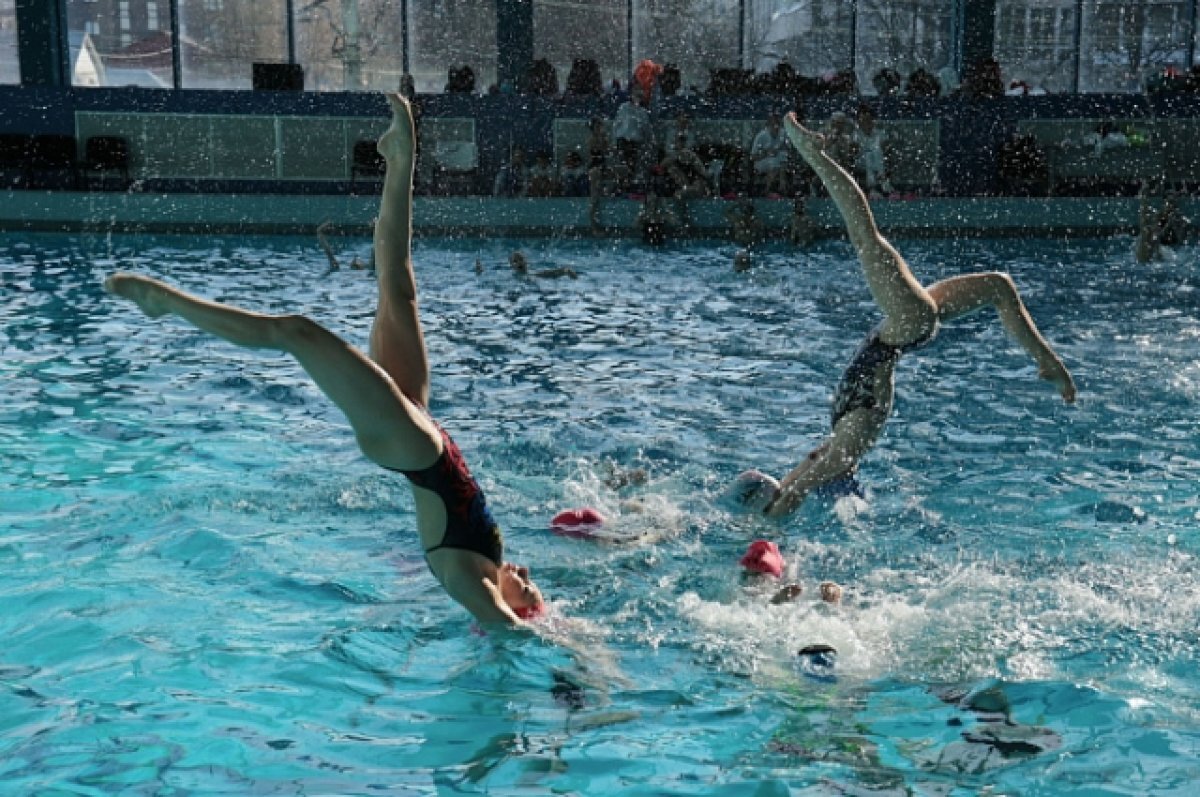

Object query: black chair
[350,139,385,190]
[26,134,80,188]
[0,134,31,187]
[83,136,132,188]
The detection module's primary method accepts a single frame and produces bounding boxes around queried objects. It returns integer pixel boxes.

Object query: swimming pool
[2,231,1198,794]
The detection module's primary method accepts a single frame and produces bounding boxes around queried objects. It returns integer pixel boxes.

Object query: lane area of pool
[2,232,1198,794]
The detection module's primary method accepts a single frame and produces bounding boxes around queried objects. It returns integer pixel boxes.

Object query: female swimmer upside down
[106,94,545,627]
[730,112,1077,518]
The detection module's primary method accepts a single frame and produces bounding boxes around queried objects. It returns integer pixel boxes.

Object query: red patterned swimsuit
[392,421,504,566]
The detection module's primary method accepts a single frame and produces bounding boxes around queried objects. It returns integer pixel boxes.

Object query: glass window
[1079,0,1190,92]
[0,0,17,85]
[856,0,954,93]
[747,0,853,82]
[994,0,1078,93]
[534,0,627,94]
[68,0,174,87]
[633,0,740,96]
[179,0,287,89]
[409,0,497,93]
[294,0,406,92]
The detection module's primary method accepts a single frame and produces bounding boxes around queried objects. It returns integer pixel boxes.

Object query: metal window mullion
[170,0,181,88]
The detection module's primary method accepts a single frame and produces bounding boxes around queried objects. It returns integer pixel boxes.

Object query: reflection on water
[2,232,1199,794]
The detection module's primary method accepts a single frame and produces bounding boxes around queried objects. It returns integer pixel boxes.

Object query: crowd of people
[416,52,1186,206]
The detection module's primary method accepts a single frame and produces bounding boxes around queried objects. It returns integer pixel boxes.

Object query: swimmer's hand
[770,584,804,604]
[475,576,526,627]
[818,581,843,604]
[104,272,171,318]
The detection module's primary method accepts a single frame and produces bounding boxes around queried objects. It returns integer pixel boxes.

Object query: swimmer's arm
[440,570,529,629]
[1135,190,1158,264]
[533,267,578,279]
[316,222,340,271]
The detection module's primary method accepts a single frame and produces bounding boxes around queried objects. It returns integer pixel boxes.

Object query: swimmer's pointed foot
[783,112,826,159]
[104,273,170,318]
[377,92,415,164]
[1040,361,1077,403]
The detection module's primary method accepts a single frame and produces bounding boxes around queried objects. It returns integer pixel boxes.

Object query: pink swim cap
[740,540,785,578]
[550,507,606,538]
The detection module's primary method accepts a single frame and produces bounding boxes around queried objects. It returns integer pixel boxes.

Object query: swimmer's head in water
[722,469,781,514]
[740,539,785,577]
[498,561,545,619]
[733,250,752,272]
[509,251,528,274]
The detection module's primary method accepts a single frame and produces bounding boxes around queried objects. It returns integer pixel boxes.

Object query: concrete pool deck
[0,191,1190,239]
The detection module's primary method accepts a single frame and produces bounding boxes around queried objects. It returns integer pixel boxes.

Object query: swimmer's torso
[831,322,938,428]
[389,422,504,570]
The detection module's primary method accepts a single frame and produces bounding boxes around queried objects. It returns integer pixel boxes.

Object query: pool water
[2,231,1198,795]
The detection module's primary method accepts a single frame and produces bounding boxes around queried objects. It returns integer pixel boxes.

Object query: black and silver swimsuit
[830,322,938,429]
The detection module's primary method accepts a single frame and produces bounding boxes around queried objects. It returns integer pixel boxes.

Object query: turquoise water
[2,231,1199,795]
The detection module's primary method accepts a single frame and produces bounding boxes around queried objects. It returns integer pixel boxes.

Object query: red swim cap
[550,507,606,538]
[740,540,785,578]
[513,603,546,621]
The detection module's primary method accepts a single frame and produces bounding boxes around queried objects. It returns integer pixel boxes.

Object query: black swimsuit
[391,421,503,566]
[830,322,937,429]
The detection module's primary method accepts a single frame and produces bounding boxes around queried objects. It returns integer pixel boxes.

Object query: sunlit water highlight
[2,232,1199,795]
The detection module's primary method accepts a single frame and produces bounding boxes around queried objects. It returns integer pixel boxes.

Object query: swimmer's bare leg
[767,408,884,518]
[926,272,1077,402]
[783,113,936,342]
[105,273,440,469]
[370,93,431,407]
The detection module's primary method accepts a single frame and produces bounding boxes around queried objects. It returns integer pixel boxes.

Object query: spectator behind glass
[962,57,1004,98]
[612,94,655,190]
[632,59,664,106]
[905,67,941,98]
[565,58,603,97]
[587,117,614,228]
[524,58,559,97]
[872,68,902,97]
[668,112,695,153]
[493,146,528,197]
[996,131,1048,197]
[1081,120,1128,155]
[560,150,589,197]
[526,151,560,197]
[399,73,416,100]
[820,112,860,175]
[854,105,893,196]
[750,112,789,196]
[446,65,475,93]
[660,132,710,224]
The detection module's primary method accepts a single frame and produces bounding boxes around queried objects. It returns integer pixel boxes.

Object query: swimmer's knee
[274,314,330,351]
[984,272,1020,305]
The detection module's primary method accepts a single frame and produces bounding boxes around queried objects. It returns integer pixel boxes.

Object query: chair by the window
[83,136,132,188]
[0,133,30,187]
[350,139,386,191]
[432,141,479,195]
[27,134,80,189]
